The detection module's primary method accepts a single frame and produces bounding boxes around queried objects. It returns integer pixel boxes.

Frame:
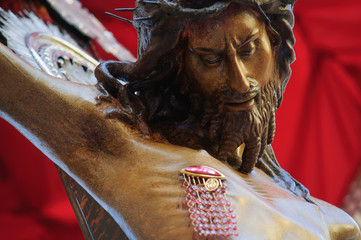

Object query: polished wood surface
[57,167,128,240]
[0,43,359,239]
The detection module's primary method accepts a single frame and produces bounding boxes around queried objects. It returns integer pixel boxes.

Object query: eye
[239,48,254,57]
[201,54,223,66]
[238,40,257,58]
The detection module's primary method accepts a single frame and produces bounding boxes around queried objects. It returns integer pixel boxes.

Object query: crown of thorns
[109,0,297,23]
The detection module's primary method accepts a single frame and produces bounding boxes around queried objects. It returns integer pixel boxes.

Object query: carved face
[184,7,275,113]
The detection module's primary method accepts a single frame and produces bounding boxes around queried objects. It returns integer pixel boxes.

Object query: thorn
[133,16,152,21]
[114,8,136,12]
[142,0,160,4]
[105,12,133,24]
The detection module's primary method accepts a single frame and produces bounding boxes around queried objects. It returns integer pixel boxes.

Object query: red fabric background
[0,0,361,239]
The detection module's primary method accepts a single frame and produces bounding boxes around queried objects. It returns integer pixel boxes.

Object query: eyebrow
[190,28,260,55]
[190,47,224,55]
[237,29,259,48]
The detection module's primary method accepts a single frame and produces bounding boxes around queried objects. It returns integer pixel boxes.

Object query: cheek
[250,37,274,86]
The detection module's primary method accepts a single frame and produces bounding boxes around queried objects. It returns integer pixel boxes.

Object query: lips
[224,98,255,111]
[222,92,258,111]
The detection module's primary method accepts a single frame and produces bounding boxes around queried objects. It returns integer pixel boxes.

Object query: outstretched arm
[0,43,211,239]
[1,43,359,240]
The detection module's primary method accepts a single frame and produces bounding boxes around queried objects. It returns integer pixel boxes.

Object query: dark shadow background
[0,0,360,239]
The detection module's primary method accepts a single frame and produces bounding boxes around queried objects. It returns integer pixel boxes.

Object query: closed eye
[238,39,258,58]
[201,54,223,65]
[239,48,255,57]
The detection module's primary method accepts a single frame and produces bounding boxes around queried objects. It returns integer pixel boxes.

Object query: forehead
[186,7,263,49]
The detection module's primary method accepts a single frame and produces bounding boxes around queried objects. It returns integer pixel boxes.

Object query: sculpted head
[96,0,297,174]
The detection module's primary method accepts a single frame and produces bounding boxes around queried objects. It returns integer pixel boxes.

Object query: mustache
[217,80,260,103]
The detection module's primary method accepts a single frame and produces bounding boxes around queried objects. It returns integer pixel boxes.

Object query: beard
[194,77,278,174]
[148,69,279,174]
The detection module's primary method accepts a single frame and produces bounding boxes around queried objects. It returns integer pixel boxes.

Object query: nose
[228,50,250,93]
